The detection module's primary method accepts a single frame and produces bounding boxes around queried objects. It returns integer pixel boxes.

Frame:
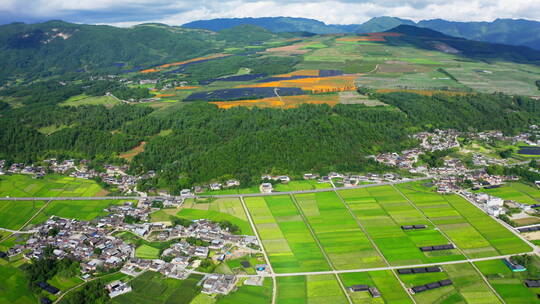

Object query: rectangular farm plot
[398,263,502,304]
[0,174,106,197]
[244,196,330,273]
[294,192,386,269]
[276,275,348,304]
[28,200,127,225]
[475,259,540,303]
[396,183,531,258]
[340,271,413,304]
[338,187,464,266]
[0,200,46,230]
[175,198,254,235]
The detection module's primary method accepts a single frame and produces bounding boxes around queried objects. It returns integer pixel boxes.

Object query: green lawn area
[475,259,540,303]
[244,195,330,273]
[0,200,46,230]
[135,244,161,259]
[113,271,203,304]
[476,182,540,205]
[276,274,348,304]
[216,278,272,304]
[168,197,253,235]
[396,182,531,257]
[0,174,107,197]
[338,186,465,266]
[0,255,36,304]
[340,270,413,304]
[28,200,128,226]
[294,191,386,269]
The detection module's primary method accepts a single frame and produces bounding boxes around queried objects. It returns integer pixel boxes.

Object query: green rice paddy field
[398,263,501,304]
[396,182,531,257]
[475,259,540,303]
[113,272,203,304]
[246,183,530,276]
[244,195,331,273]
[276,274,348,304]
[0,174,106,197]
[340,270,412,304]
[170,197,254,235]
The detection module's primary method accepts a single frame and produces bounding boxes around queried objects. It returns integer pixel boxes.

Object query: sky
[1,0,539,26]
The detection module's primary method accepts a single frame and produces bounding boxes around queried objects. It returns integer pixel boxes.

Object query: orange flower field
[210,94,340,109]
[155,93,175,98]
[238,75,358,93]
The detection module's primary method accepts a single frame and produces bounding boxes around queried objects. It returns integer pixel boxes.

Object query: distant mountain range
[183,16,540,50]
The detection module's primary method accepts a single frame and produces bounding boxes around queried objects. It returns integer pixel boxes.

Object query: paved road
[190,253,529,279]
[0,177,431,201]
[0,227,37,234]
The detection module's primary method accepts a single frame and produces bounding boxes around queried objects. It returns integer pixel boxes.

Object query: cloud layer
[1,0,539,26]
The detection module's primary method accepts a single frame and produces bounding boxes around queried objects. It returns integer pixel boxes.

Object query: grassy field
[60,94,121,107]
[294,191,386,269]
[135,244,161,259]
[396,182,531,257]
[0,174,107,197]
[28,199,128,225]
[164,197,254,235]
[216,278,272,304]
[475,259,540,303]
[339,186,465,266]
[276,274,348,304]
[0,200,46,230]
[340,270,413,304]
[200,186,260,196]
[0,255,36,304]
[476,182,540,205]
[244,195,330,273]
[113,271,203,304]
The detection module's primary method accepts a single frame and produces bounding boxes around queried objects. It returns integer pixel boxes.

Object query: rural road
[0,177,431,201]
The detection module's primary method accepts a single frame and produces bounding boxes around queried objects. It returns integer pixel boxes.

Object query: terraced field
[244,195,330,273]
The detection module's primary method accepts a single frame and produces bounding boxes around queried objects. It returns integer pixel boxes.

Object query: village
[1,197,264,299]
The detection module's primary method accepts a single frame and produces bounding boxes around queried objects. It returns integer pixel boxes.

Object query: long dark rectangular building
[398,267,442,274]
[401,225,427,230]
[411,280,452,294]
[420,244,454,252]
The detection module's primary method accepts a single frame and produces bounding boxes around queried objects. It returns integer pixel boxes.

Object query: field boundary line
[0,199,52,242]
[239,196,277,304]
[288,194,353,304]
[392,185,507,304]
[333,189,418,304]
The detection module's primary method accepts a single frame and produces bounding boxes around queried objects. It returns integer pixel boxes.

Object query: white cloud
[1,0,539,26]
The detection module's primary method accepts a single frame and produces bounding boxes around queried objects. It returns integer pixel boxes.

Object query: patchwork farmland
[0,180,535,303]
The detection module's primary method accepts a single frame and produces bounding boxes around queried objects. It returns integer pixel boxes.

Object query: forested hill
[1,90,538,192]
[0,21,277,82]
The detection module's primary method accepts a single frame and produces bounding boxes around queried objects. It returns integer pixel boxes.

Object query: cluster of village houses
[2,199,262,298]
